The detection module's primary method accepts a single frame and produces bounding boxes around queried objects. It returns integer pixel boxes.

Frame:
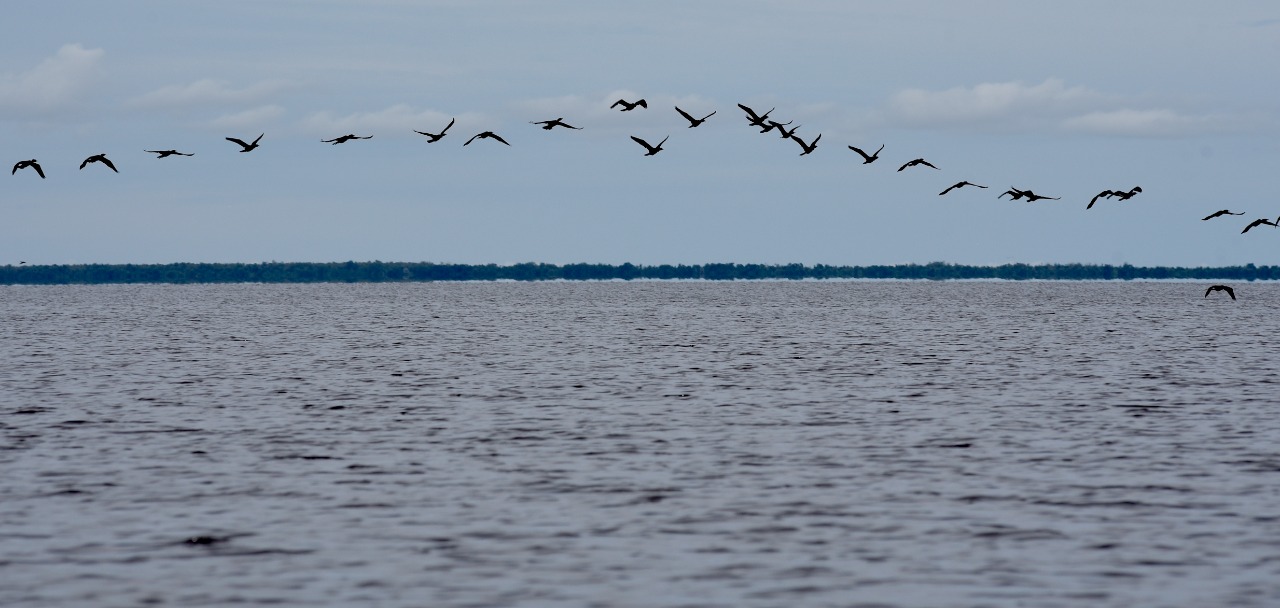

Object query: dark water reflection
[1,281,1278,607]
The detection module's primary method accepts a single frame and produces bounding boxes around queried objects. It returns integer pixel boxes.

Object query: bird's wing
[1205,286,1213,297]
[630,136,651,149]
[812,133,822,145]
[636,99,647,108]
[442,118,455,133]
[897,161,911,172]
[611,100,625,108]
[79,158,90,169]
[674,106,694,122]
[33,163,45,178]
[251,133,264,145]
[226,137,249,148]
[1201,211,1222,220]
[491,133,511,145]
[657,136,668,147]
[972,184,988,188]
[736,103,758,120]
[700,110,716,120]
[101,157,118,172]
[1226,286,1236,299]
[921,160,938,169]
[848,146,868,159]
[463,134,479,145]
[940,183,959,196]
[10,163,17,175]
[873,144,884,156]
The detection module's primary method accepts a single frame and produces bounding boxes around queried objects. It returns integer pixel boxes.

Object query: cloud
[1061,108,1232,137]
[0,44,105,113]
[210,105,285,130]
[299,104,487,136]
[130,79,291,109]
[888,78,1103,129]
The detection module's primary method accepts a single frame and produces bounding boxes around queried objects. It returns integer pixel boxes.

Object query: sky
[3,1,1278,267]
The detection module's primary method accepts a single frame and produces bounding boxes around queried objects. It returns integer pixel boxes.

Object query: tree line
[1,261,1278,284]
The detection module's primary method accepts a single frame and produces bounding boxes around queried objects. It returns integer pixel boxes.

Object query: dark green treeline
[1,262,1278,284]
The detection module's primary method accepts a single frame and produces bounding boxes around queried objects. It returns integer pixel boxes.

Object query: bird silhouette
[674,107,715,128]
[737,103,775,130]
[774,123,801,139]
[1088,186,1142,209]
[789,133,820,156]
[1204,285,1236,300]
[1021,190,1059,202]
[1241,217,1279,234]
[12,159,45,178]
[999,188,1028,200]
[611,99,647,111]
[630,135,668,156]
[414,118,454,142]
[530,118,582,130]
[322,134,372,145]
[145,150,194,158]
[897,158,939,172]
[80,154,118,172]
[1201,210,1245,221]
[464,131,510,146]
[1088,190,1118,209]
[939,181,988,196]
[847,144,883,164]
[759,118,792,134]
[226,134,263,153]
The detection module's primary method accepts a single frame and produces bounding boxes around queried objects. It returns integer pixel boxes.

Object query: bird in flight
[790,133,821,156]
[80,154,118,173]
[999,188,1027,200]
[774,123,801,139]
[737,103,775,130]
[1241,217,1278,234]
[226,133,263,153]
[414,118,454,143]
[1201,210,1245,221]
[1204,285,1236,300]
[630,135,668,156]
[1087,186,1142,209]
[611,99,647,111]
[1000,187,1058,202]
[464,131,510,146]
[897,158,939,172]
[847,144,883,164]
[674,107,715,128]
[530,118,582,131]
[145,150,194,158]
[939,181,988,196]
[12,159,45,178]
[322,134,372,145]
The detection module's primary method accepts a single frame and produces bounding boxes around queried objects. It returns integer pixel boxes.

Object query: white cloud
[1061,108,1231,137]
[210,105,285,130]
[299,104,487,136]
[130,79,291,108]
[0,44,105,112]
[889,78,1103,129]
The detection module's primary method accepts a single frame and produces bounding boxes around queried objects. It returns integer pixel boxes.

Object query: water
[2,281,1278,607]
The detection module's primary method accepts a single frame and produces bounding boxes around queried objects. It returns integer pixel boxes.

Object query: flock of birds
[8,97,1272,298]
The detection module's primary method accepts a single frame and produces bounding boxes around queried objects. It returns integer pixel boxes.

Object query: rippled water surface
[2,281,1279,607]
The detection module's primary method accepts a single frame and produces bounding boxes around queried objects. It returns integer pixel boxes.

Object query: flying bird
[939,181,988,196]
[611,98,647,111]
[898,158,939,172]
[530,118,582,130]
[321,134,372,145]
[145,150,194,158]
[674,107,715,128]
[737,103,775,130]
[1204,285,1236,300]
[226,133,263,153]
[1021,190,1060,202]
[12,159,45,178]
[848,144,883,164]
[414,118,454,142]
[774,123,801,139]
[1241,217,1279,234]
[790,133,821,156]
[630,135,668,156]
[759,118,791,134]
[1088,186,1143,209]
[1202,210,1245,221]
[464,131,511,146]
[999,188,1028,200]
[79,154,118,173]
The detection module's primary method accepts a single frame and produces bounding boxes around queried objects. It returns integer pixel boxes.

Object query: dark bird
[530,117,582,131]
[1241,217,1279,234]
[939,181,988,196]
[736,103,775,129]
[464,131,510,146]
[321,134,372,145]
[759,118,792,134]
[12,159,45,178]
[1202,210,1245,221]
[226,133,263,153]
[1021,190,1060,202]
[775,123,801,139]
[145,150,194,158]
[79,154,118,173]
[999,187,1028,200]
[1204,285,1236,300]
[897,158,939,172]
[789,133,821,156]
[1088,190,1118,209]
[1088,186,1143,209]
[848,144,883,164]
[674,106,715,128]
[414,118,454,143]
[630,135,668,156]
[611,99,647,111]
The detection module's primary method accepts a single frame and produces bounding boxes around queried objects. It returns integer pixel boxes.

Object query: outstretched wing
[463,133,480,146]
[674,106,695,123]
[635,99,647,108]
[489,133,511,145]
[79,157,90,170]
[897,161,912,172]
[630,135,651,150]
[920,159,939,169]
[226,137,249,148]
[441,118,455,134]
[32,162,45,178]
[939,182,961,196]
[100,156,118,172]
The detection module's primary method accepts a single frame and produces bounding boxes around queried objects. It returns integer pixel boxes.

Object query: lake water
[2,281,1278,607]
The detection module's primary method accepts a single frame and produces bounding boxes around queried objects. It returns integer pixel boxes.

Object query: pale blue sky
[3,1,1278,266]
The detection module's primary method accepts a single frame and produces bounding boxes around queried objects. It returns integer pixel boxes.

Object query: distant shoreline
[2,262,1277,284]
